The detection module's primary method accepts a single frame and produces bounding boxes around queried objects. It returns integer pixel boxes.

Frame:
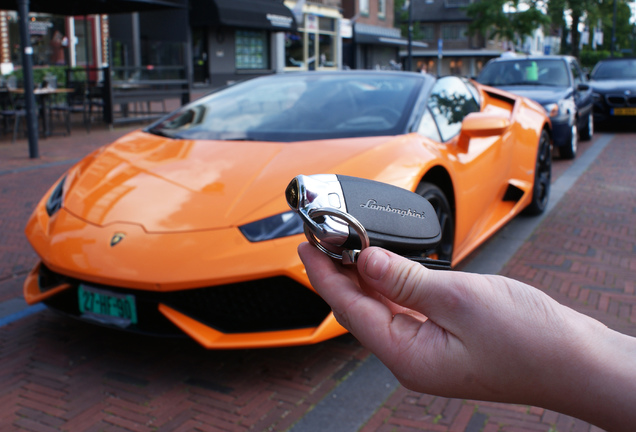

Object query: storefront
[282,1,341,71]
[345,22,426,70]
[189,0,298,88]
[400,48,501,77]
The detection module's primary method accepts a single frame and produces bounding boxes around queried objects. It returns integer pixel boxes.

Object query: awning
[357,35,428,48]
[354,23,428,48]
[0,0,186,15]
[190,0,297,31]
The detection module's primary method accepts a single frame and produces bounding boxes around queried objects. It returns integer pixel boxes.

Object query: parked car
[588,57,636,127]
[477,55,594,159]
[24,71,552,349]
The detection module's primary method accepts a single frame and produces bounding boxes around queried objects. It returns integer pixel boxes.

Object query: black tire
[580,110,594,141]
[524,129,552,215]
[559,123,577,159]
[415,182,454,262]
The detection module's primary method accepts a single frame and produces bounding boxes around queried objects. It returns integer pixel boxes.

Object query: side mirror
[577,83,590,91]
[458,111,510,152]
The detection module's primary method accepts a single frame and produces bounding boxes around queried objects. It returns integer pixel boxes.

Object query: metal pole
[17,0,39,159]
[611,0,617,56]
[407,0,413,71]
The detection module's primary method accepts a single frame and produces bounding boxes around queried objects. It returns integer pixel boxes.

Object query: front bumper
[24,206,346,349]
[548,117,572,149]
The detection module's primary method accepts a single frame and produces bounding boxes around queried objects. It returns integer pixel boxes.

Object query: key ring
[304,207,370,262]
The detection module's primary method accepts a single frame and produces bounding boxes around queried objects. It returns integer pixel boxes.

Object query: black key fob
[286,174,449,269]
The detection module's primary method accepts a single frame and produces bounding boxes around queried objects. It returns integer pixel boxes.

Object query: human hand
[298,243,636,430]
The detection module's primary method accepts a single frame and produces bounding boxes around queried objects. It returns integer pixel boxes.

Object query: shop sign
[340,19,352,38]
[29,20,53,36]
[267,14,294,29]
[305,14,318,31]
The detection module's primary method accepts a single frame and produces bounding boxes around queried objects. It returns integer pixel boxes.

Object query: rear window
[478,59,570,87]
[591,60,636,80]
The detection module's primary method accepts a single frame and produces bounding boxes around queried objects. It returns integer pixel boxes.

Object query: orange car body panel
[24,82,550,349]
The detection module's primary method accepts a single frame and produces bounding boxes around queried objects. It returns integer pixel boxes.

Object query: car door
[424,76,513,252]
[570,59,593,121]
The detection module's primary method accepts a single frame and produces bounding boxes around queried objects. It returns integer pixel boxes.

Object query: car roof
[595,57,636,63]
[487,55,572,64]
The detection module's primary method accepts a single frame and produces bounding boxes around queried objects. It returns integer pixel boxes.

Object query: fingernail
[364,249,390,280]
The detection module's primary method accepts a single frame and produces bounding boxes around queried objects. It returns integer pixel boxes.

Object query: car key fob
[286,174,451,270]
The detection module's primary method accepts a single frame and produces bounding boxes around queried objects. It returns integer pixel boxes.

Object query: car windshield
[147,73,422,142]
[478,59,570,87]
[591,60,636,80]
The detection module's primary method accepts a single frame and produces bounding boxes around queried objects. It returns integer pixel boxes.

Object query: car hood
[494,85,570,106]
[63,131,404,232]
[589,79,636,94]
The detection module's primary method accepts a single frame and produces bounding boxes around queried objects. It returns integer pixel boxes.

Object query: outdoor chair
[0,85,28,142]
[50,81,90,134]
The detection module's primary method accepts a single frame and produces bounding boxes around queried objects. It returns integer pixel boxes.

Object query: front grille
[38,265,331,336]
[606,94,636,107]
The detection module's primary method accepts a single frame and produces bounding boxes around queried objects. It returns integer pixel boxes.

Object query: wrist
[541,314,636,431]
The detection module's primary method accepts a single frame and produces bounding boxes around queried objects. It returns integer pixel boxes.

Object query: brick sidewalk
[0,128,634,432]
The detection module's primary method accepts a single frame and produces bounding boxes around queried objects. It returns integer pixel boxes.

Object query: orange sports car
[24,71,552,349]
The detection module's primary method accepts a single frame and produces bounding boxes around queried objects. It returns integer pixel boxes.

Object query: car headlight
[45,175,67,217]
[239,211,304,242]
[592,92,602,103]
[543,103,561,118]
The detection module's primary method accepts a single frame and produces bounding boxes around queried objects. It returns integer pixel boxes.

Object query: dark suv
[477,55,593,159]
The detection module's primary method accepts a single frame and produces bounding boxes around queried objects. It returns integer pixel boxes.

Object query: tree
[394,0,423,41]
[465,0,550,48]
[597,0,633,54]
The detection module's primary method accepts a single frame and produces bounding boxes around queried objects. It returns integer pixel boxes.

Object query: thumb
[356,247,471,328]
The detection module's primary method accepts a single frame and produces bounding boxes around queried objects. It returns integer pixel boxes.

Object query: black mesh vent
[163,277,332,334]
[608,95,626,106]
[38,265,331,336]
[39,263,73,293]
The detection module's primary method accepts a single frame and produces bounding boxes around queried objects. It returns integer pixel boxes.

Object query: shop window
[318,17,335,32]
[449,59,462,75]
[284,14,337,71]
[318,34,335,68]
[441,24,467,41]
[285,32,304,67]
[419,24,435,41]
[378,0,386,18]
[235,30,268,70]
[360,0,369,15]
[7,13,67,67]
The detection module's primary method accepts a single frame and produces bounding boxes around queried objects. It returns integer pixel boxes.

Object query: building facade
[1,1,407,92]
[404,0,501,77]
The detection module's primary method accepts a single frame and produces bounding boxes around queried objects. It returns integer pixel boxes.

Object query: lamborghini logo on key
[110,232,126,247]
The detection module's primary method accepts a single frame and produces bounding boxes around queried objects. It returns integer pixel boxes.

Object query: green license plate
[612,107,636,116]
[78,285,138,325]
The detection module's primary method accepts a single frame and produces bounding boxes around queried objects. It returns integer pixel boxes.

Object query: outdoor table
[10,87,74,137]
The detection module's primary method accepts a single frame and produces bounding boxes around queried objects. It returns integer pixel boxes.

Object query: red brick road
[1,125,634,431]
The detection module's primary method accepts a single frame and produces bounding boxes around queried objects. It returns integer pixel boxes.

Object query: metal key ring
[304,207,370,260]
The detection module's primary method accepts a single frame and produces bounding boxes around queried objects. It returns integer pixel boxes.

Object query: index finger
[298,242,395,342]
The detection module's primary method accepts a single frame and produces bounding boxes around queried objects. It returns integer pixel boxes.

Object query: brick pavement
[0,123,634,432]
